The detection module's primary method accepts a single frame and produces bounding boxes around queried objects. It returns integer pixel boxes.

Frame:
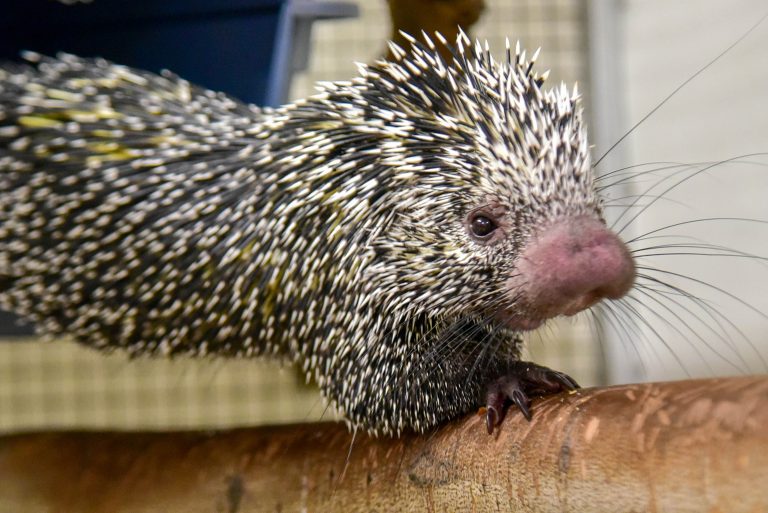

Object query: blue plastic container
[0,0,358,106]
[0,0,357,336]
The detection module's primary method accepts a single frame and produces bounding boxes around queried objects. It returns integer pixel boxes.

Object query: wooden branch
[1,376,766,512]
[385,0,486,62]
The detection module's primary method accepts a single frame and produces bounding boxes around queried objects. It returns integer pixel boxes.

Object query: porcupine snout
[503,216,635,330]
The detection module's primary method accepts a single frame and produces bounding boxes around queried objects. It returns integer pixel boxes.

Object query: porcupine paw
[484,361,579,434]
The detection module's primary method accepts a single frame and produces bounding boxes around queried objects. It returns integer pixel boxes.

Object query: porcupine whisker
[388,293,515,407]
[626,217,768,245]
[636,265,768,325]
[464,331,498,392]
[460,301,513,362]
[398,296,509,390]
[601,193,690,211]
[641,283,768,359]
[393,282,513,375]
[316,394,338,424]
[597,160,695,183]
[358,259,501,357]
[612,297,664,374]
[339,425,358,484]
[405,283,497,352]
[593,11,768,169]
[433,321,494,386]
[441,291,518,351]
[632,244,768,267]
[597,160,684,181]
[604,159,739,232]
[614,153,768,236]
[626,222,768,362]
[439,321,504,380]
[625,292,712,375]
[585,308,608,371]
[631,270,761,372]
[633,270,767,370]
[653,285,757,370]
[406,323,465,382]
[631,238,768,257]
[420,317,483,366]
[355,309,456,393]
[612,294,694,376]
[605,163,709,229]
[437,298,522,388]
[526,320,548,352]
[592,300,650,376]
[597,157,768,192]
[631,269,734,330]
[599,159,768,223]
[598,162,702,192]
[632,280,748,369]
[630,283,744,372]
[628,234,712,248]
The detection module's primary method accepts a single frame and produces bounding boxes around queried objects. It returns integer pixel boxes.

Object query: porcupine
[0,33,635,435]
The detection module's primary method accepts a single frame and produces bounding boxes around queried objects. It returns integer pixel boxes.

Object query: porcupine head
[0,32,635,436]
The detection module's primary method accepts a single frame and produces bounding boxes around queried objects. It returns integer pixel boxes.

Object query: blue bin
[0,0,358,106]
[0,0,358,336]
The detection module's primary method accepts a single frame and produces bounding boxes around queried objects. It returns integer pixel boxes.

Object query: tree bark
[0,376,766,513]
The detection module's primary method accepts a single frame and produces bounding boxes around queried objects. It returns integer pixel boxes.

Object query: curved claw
[485,406,498,434]
[510,389,532,421]
[542,370,580,391]
[557,371,580,390]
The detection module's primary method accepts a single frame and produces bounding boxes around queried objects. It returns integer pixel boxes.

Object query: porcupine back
[0,53,394,358]
[1,54,277,354]
[0,36,593,434]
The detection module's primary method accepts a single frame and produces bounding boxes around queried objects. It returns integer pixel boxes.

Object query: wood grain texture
[1,376,766,512]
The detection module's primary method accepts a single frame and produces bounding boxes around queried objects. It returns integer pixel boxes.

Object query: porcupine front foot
[484,361,579,434]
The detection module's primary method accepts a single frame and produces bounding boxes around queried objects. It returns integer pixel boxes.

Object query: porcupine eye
[469,214,497,238]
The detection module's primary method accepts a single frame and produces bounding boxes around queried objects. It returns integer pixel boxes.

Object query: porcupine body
[0,34,634,435]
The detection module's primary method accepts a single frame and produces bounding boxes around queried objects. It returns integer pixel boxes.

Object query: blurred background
[0,0,766,432]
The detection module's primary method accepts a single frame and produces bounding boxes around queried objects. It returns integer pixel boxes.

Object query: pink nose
[512,216,635,320]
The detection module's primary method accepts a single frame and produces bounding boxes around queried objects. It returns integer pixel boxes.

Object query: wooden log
[385,0,486,62]
[1,376,766,512]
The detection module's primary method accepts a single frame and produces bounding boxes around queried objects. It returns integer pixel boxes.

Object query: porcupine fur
[0,33,597,435]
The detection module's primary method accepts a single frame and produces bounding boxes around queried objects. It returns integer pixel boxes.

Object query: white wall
[606,0,768,380]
